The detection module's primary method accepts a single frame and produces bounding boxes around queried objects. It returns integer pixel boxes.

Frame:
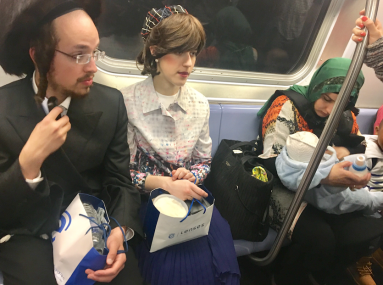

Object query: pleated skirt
[136,204,241,285]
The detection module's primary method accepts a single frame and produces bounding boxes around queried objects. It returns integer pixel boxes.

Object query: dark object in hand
[47,96,61,120]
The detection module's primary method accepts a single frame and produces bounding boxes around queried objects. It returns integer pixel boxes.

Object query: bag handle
[110,217,129,254]
[234,184,270,228]
[234,185,259,216]
[180,198,206,222]
[80,215,129,254]
[229,141,258,151]
[240,155,262,166]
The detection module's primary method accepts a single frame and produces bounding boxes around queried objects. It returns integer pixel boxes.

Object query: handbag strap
[240,155,262,166]
[180,198,206,222]
[234,185,270,224]
[234,185,259,216]
[229,141,258,150]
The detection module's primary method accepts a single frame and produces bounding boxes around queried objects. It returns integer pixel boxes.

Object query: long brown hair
[137,13,206,77]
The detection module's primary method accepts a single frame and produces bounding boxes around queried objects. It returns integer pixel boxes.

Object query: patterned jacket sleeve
[127,122,149,193]
[190,107,212,184]
[365,37,383,82]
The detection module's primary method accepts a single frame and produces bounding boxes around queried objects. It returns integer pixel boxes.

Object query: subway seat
[0,105,377,281]
[208,104,377,256]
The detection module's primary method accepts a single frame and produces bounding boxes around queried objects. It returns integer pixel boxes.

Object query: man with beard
[0,0,144,284]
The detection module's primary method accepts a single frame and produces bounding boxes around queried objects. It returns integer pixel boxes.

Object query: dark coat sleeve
[0,79,59,234]
[0,141,56,234]
[100,92,143,237]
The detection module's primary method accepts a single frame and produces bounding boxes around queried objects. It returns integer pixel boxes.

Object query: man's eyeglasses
[55,49,105,64]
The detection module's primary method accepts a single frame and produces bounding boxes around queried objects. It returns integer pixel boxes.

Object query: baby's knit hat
[286,131,319,163]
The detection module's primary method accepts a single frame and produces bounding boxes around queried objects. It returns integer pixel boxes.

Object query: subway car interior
[1,0,383,284]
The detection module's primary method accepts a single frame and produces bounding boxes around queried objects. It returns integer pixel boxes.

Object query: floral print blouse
[121,77,212,192]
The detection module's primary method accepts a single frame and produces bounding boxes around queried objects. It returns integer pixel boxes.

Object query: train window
[97,0,340,84]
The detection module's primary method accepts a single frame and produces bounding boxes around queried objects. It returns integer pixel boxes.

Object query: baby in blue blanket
[276,131,383,215]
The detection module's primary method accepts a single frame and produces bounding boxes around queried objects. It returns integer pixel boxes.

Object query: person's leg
[325,212,383,285]
[274,205,336,285]
[0,235,146,285]
[0,235,57,285]
[325,211,383,264]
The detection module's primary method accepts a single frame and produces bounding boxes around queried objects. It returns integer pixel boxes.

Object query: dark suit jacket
[0,77,143,238]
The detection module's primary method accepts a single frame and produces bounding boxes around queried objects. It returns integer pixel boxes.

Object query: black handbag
[204,139,273,241]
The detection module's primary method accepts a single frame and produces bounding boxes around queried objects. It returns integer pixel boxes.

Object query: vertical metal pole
[249,0,379,266]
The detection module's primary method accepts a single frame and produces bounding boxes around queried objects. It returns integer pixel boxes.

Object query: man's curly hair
[0,0,103,102]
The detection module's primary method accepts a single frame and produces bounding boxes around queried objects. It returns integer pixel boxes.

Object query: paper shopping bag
[144,186,214,253]
[52,193,110,285]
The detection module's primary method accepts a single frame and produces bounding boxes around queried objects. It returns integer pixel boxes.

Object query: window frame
[96,0,344,87]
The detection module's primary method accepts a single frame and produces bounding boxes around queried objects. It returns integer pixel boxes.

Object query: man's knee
[293,222,336,269]
[0,236,57,285]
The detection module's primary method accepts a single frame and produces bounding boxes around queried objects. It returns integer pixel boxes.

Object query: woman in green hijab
[258,58,383,285]
[259,57,365,160]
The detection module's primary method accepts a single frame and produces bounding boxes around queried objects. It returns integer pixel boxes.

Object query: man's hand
[19,107,71,179]
[86,227,126,282]
[352,9,383,45]
[171,167,195,183]
[321,160,371,189]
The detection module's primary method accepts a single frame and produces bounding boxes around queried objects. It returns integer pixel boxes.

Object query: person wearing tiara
[120,5,240,285]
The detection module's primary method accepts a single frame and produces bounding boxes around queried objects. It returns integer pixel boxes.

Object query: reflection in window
[97,0,332,75]
[197,6,257,71]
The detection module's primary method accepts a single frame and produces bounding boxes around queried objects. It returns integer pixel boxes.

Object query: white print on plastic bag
[145,187,214,253]
[151,208,212,252]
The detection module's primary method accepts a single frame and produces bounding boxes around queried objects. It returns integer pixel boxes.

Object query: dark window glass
[97,0,332,74]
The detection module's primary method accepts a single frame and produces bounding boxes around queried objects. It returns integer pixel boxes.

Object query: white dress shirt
[32,71,71,116]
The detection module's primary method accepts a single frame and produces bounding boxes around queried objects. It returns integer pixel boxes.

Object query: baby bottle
[349,155,369,190]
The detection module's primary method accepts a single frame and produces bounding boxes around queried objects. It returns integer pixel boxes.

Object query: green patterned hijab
[258,57,365,117]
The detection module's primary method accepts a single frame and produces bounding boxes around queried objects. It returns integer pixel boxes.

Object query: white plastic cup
[152,194,189,218]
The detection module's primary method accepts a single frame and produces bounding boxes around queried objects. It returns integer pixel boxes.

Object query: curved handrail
[249,0,380,266]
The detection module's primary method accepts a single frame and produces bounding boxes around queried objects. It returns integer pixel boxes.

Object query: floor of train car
[239,248,383,285]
